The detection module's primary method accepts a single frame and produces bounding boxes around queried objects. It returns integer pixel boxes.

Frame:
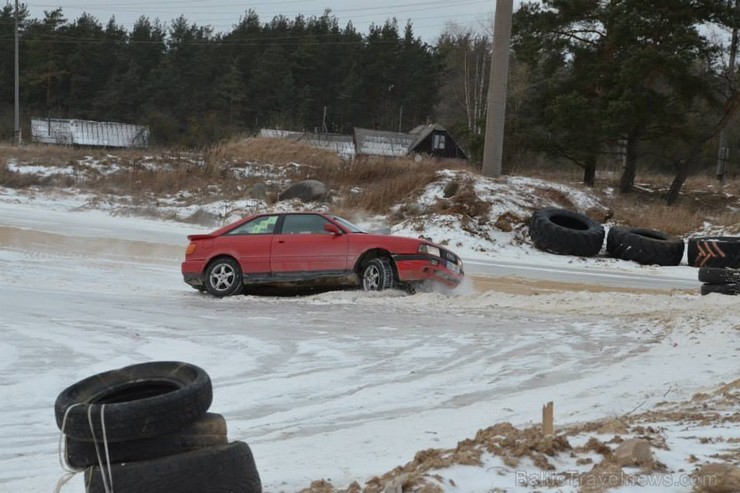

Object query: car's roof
[208,211,332,234]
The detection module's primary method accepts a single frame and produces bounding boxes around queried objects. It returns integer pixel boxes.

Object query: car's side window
[226,215,279,235]
[281,214,332,234]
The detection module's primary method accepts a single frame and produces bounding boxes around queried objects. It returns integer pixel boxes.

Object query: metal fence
[31,118,149,148]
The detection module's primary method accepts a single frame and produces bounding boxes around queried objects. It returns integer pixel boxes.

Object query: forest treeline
[0,7,441,145]
[1,1,739,202]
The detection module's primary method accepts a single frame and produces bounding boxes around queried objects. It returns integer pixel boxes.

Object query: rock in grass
[278,180,331,203]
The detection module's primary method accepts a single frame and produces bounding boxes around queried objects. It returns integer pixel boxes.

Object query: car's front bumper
[392,254,464,288]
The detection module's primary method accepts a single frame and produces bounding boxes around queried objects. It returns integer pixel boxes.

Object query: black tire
[205,257,244,297]
[687,236,740,268]
[66,412,227,469]
[700,283,740,296]
[85,441,262,493]
[361,257,396,291]
[55,361,212,443]
[606,227,685,266]
[529,208,605,257]
[698,267,740,284]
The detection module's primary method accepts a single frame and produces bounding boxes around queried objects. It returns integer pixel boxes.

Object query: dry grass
[0,143,261,200]
[207,137,343,168]
[712,211,740,233]
[0,140,736,236]
[605,195,705,236]
[0,143,86,166]
[593,173,739,235]
[207,138,472,213]
[0,163,44,188]
[86,162,234,198]
[303,156,471,213]
[0,143,179,165]
[0,140,470,214]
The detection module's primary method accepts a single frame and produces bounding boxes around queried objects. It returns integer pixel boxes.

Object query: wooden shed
[408,124,467,160]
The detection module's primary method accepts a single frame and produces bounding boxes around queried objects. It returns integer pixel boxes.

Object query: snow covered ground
[0,180,737,493]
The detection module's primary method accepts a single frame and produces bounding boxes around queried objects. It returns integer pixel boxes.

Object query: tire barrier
[700,283,740,296]
[698,267,740,284]
[687,236,740,268]
[55,361,261,493]
[84,442,261,493]
[699,267,740,296]
[55,361,213,443]
[529,208,605,257]
[65,413,228,469]
[606,227,685,266]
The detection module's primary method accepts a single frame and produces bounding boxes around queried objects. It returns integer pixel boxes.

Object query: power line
[0,33,446,46]
[31,0,487,12]
[0,10,491,38]
[25,0,490,23]
[1,1,493,46]
[32,0,320,6]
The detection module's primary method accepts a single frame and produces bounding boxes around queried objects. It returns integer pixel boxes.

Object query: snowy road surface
[0,202,737,493]
[465,258,701,291]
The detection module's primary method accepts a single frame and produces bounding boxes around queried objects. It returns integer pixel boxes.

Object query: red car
[181,212,464,296]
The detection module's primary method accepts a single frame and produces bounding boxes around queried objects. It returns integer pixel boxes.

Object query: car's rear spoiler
[187,233,217,241]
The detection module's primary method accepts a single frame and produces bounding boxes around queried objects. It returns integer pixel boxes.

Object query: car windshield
[332,216,366,233]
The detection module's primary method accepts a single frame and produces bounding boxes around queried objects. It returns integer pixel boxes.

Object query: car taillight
[185,242,197,255]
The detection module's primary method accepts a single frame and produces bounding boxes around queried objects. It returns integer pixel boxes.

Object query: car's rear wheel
[361,258,395,291]
[205,257,243,297]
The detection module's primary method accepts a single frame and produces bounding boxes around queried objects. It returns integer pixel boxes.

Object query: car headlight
[418,244,440,257]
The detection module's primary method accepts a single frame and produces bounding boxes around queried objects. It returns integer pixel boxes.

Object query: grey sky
[25,0,496,42]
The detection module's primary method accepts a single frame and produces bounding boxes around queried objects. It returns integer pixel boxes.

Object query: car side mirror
[324,223,342,235]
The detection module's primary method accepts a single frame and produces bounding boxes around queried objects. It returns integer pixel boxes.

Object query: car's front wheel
[205,257,243,297]
[361,258,395,291]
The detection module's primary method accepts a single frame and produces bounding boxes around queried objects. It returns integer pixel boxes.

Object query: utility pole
[481,0,513,177]
[717,0,739,182]
[14,0,21,145]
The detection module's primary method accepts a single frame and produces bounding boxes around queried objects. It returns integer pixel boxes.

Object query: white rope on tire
[54,403,84,493]
[53,403,114,493]
[87,404,114,493]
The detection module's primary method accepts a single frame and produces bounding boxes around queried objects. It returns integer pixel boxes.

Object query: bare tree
[435,23,492,146]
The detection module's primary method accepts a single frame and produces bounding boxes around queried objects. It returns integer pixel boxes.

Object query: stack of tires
[687,236,740,269]
[529,208,685,266]
[54,361,261,493]
[530,209,740,296]
[698,267,740,296]
[688,237,740,296]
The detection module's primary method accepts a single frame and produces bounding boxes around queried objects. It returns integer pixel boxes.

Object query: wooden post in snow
[542,401,554,435]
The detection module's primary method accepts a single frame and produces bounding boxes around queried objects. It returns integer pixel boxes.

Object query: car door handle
[277,240,285,244]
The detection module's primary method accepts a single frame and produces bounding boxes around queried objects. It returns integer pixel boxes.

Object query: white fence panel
[31,118,149,148]
[31,118,72,145]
